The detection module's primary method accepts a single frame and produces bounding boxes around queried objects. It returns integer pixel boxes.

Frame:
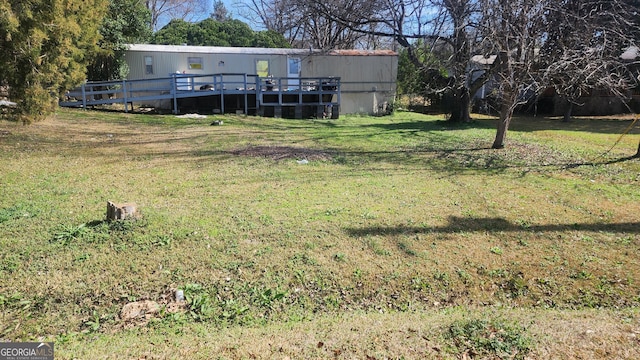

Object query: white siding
[123,44,397,115]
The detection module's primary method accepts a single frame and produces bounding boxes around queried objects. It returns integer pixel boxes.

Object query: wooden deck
[59,73,341,118]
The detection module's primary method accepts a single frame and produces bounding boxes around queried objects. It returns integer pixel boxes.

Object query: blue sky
[193,0,246,22]
[157,0,254,30]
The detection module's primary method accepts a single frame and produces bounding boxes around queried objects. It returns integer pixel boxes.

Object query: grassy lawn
[1,109,639,359]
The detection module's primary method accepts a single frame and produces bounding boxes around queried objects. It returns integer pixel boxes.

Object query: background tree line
[151,18,289,48]
[1,0,639,152]
[244,0,639,148]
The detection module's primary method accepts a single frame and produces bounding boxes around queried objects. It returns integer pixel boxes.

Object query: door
[287,57,301,90]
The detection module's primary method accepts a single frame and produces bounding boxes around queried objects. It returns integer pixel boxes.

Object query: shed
[124,44,398,115]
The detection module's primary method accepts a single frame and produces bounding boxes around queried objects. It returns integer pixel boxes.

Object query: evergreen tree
[152,18,290,48]
[88,0,152,81]
[0,0,108,122]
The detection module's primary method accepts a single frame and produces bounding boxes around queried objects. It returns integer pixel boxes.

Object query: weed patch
[0,203,36,224]
[444,317,533,359]
[1,110,639,357]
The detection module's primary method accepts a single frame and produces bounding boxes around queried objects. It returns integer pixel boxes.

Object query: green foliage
[0,0,108,122]
[220,299,249,321]
[151,18,289,48]
[182,283,216,321]
[0,203,35,224]
[257,288,286,310]
[1,110,640,347]
[49,218,153,247]
[0,292,32,317]
[445,317,533,359]
[202,19,254,47]
[84,310,102,332]
[51,224,89,246]
[252,30,290,48]
[151,19,192,45]
[87,0,152,81]
[396,41,447,96]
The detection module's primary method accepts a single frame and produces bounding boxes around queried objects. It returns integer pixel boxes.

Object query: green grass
[1,109,639,358]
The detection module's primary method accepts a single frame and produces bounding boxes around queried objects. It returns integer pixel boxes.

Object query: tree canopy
[291,0,639,148]
[151,18,290,48]
[87,0,152,81]
[0,0,108,123]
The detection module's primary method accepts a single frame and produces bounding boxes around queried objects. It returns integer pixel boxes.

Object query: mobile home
[124,44,398,116]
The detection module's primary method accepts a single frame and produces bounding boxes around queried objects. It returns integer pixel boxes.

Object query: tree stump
[106,201,139,221]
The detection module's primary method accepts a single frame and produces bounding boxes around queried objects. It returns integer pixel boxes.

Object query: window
[188,57,203,70]
[144,56,153,75]
[256,60,269,77]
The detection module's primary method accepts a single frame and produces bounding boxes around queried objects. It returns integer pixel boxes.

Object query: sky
[193,0,247,23]
[157,0,254,30]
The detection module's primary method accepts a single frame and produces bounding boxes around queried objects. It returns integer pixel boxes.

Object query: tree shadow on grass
[363,115,640,136]
[508,116,640,135]
[346,216,640,237]
[361,119,496,133]
[564,154,640,168]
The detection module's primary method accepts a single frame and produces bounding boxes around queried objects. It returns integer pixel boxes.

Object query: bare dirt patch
[434,139,585,169]
[119,290,187,329]
[231,145,334,161]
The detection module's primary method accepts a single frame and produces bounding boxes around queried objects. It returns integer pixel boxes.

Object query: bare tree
[211,0,231,21]
[477,0,546,148]
[145,0,208,30]
[239,0,380,49]
[299,0,485,121]
[479,0,639,149]
[239,0,639,151]
[237,0,304,44]
[436,0,483,122]
[540,0,639,122]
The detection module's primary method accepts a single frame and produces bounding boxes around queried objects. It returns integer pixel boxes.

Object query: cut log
[106,201,139,221]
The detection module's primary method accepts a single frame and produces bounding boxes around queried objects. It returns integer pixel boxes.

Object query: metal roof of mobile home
[126,44,397,56]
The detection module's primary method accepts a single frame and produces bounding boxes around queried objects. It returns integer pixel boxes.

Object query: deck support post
[81,84,87,109]
[171,74,178,114]
[122,80,128,112]
[331,105,340,119]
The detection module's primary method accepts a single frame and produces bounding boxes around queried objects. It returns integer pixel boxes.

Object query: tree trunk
[562,100,573,122]
[492,101,514,149]
[448,87,472,123]
[492,116,509,149]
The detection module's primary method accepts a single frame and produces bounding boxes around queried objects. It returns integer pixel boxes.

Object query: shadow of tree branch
[346,216,639,237]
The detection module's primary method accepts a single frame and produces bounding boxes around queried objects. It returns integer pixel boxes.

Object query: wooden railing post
[81,83,86,109]
[122,80,128,112]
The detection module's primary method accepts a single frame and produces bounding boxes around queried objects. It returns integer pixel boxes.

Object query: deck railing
[60,74,340,115]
